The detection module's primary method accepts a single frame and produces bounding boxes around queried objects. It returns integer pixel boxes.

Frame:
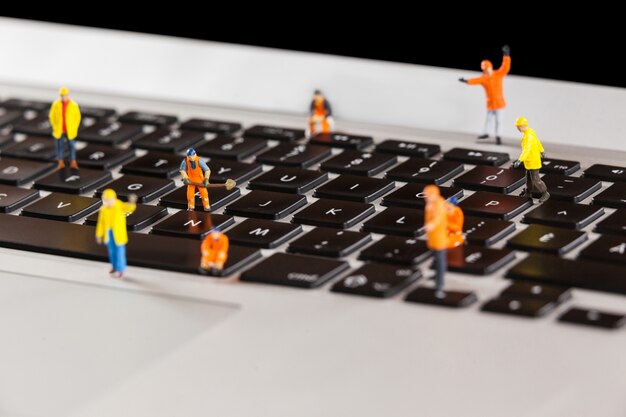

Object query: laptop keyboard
[0,95,625,331]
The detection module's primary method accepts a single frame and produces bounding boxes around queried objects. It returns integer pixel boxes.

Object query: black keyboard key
[578,234,626,265]
[320,151,397,176]
[121,152,181,178]
[2,136,58,161]
[80,121,144,145]
[226,190,306,220]
[288,228,371,257]
[0,133,15,149]
[593,182,626,209]
[249,167,328,194]
[0,185,39,213]
[292,199,374,229]
[84,204,168,231]
[454,166,525,193]
[75,145,135,170]
[227,219,302,248]
[95,175,176,203]
[118,111,177,126]
[533,158,580,175]
[362,207,424,237]
[79,106,116,119]
[180,118,242,134]
[382,183,463,209]
[595,209,626,236]
[151,211,234,240]
[558,307,626,330]
[0,214,261,276]
[507,224,587,255]
[385,158,464,185]
[376,139,440,158]
[405,287,477,308]
[359,236,431,265]
[481,297,556,318]
[12,114,52,136]
[536,174,601,202]
[331,264,421,298]
[243,125,304,142]
[446,245,515,275]
[314,175,394,203]
[196,135,267,160]
[500,282,572,304]
[131,128,204,153]
[34,167,112,194]
[255,143,331,168]
[584,164,626,183]
[459,191,533,220]
[443,147,509,166]
[463,216,515,246]
[159,185,241,212]
[506,253,626,295]
[1,98,48,111]
[0,109,22,128]
[0,157,55,186]
[309,132,373,150]
[206,159,262,183]
[22,193,101,222]
[523,200,604,230]
[241,253,349,288]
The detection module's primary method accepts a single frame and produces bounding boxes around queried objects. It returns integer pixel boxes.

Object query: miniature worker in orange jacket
[179,148,211,211]
[306,90,334,138]
[459,45,511,145]
[446,196,465,249]
[201,228,229,273]
[424,186,465,291]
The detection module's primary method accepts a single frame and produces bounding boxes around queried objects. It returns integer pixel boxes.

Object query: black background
[3,13,622,88]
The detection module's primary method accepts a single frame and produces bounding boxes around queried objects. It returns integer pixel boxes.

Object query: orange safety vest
[201,233,229,264]
[467,56,511,110]
[186,156,205,183]
[425,195,448,251]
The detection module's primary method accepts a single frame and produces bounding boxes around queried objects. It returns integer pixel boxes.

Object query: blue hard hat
[186,148,197,157]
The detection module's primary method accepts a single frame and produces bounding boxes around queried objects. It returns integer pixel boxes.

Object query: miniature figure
[306,89,334,138]
[459,45,511,145]
[180,148,212,211]
[423,185,451,291]
[512,117,550,202]
[95,189,137,278]
[201,227,229,273]
[446,196,465,249]
[49,87,81,169]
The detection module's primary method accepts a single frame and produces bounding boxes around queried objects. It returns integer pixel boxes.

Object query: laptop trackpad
[0,271,237,417]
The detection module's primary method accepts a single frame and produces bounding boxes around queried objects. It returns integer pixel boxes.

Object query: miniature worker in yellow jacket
[512,117,550,202]
[95,189,137,278]
[49,87,81,169]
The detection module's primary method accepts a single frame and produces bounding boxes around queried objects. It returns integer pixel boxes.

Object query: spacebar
[506,253,626,295]
[0,214,260,275]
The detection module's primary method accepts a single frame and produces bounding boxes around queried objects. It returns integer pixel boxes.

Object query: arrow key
[332,263,421,298]
[22,192,101,222]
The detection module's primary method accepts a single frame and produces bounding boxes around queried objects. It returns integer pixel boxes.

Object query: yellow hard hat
[102,189,117,200]
[59,87,69,96]
[515,117,528,127]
